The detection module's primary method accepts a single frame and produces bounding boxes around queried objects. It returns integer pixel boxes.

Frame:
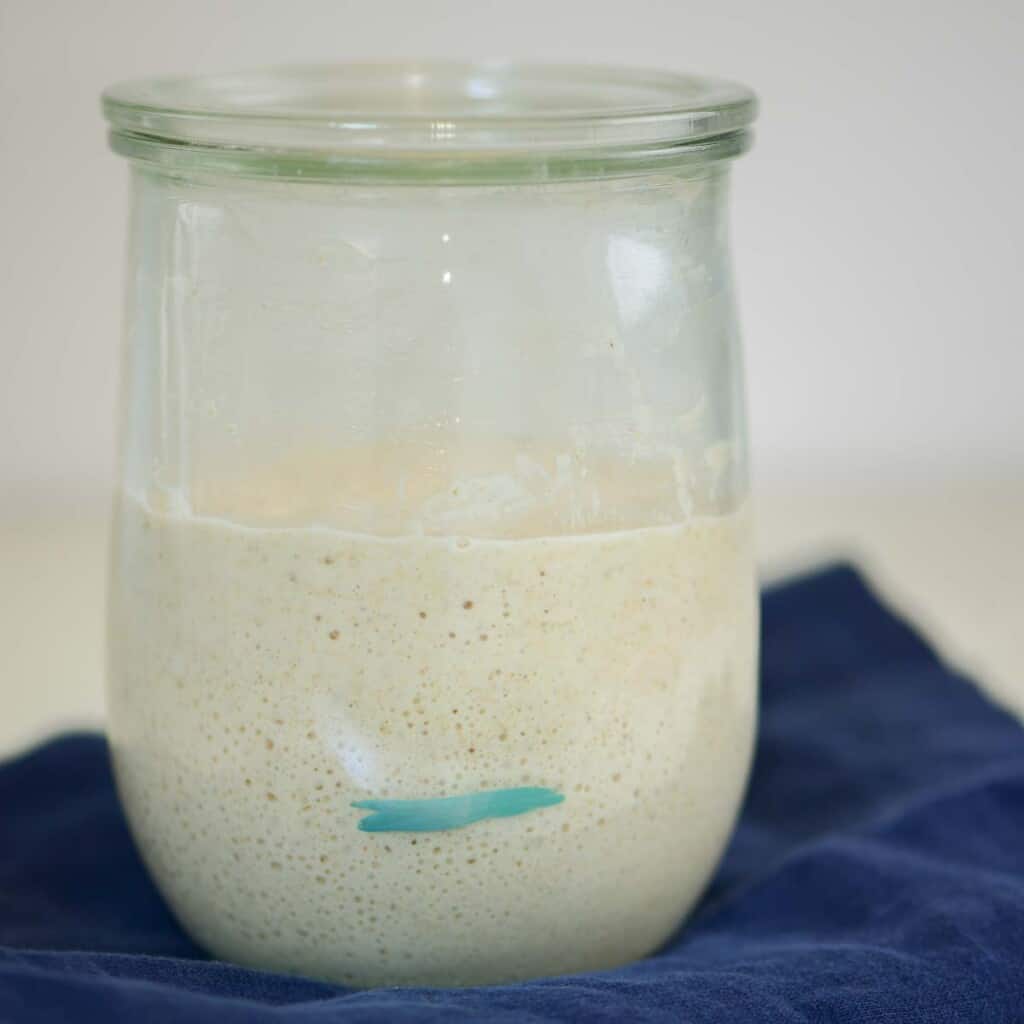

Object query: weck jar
[102,61,759,987]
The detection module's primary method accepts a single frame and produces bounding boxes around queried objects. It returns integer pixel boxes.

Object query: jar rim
[102,61,756,183]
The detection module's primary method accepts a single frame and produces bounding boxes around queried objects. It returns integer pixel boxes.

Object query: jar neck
[109,128,751,187]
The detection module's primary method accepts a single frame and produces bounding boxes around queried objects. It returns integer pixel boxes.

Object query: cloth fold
[2,565,1024,1022]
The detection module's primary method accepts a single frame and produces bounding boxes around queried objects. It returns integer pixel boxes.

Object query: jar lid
[102,61,756,183]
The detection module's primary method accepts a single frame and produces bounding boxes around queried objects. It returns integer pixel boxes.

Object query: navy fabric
[3,564,1024,1022]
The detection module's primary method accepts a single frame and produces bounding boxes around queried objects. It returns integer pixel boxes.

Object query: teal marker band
[352,786,565,832]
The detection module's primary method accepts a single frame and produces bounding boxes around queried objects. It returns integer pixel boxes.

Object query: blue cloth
[3,564,1024,1022]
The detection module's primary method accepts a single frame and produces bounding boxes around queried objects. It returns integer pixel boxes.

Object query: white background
[1,0,1022,751]
[2,0,1022,497]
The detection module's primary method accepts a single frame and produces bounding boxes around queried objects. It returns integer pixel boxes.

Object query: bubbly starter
[108,452,757,987]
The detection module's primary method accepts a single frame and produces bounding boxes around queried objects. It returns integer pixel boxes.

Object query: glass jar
[103,62,759,988]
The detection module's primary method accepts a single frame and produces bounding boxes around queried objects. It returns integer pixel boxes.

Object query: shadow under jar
[103,61,759,988]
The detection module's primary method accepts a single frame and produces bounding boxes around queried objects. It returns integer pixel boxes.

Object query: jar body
[107,162,758,987]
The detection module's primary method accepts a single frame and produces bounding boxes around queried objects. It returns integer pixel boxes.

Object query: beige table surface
[2,480,1022,758]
